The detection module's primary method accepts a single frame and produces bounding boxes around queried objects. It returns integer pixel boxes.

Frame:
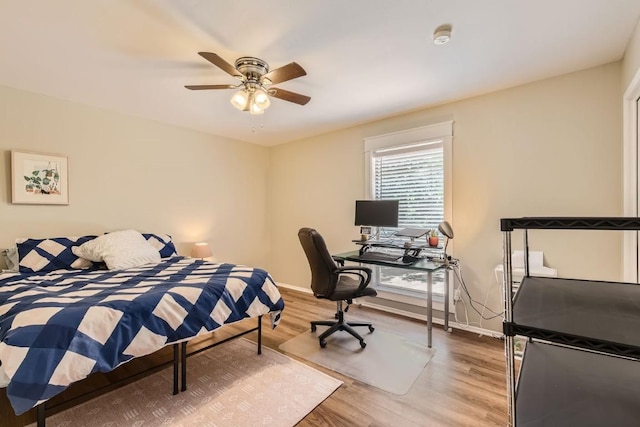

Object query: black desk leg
[36,403,45,427]
[257,315,262,355]
[181,341,187,392]
[172,344,179,395]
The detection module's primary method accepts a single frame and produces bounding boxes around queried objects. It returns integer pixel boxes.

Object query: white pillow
[72,229,160,270]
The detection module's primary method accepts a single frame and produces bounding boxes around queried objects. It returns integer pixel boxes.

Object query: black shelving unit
[501,217,640,426]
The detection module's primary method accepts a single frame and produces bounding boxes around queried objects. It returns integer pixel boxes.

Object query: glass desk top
[332,250,446,272]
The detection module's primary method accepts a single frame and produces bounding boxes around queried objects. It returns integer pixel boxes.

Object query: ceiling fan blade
[262,62,306,85]
[185,84,236,90]
[198,52,242,78]
[270,88,311,105]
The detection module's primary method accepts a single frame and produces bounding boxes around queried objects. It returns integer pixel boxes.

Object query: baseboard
[357,300,502,339]
[276,282,502,339]
[276,282,313,294]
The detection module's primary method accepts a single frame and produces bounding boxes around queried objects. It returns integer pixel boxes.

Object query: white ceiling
[0,1,639,146]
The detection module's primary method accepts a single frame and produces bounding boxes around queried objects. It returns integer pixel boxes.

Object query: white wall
[623,17,640,90]
[621,18,640,282]
[0,85,270,269]
[268,62,623,331]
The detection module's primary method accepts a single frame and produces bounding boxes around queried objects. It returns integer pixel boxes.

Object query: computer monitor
[354,200,399,227]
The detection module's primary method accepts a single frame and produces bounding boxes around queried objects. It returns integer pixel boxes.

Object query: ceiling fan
[185,52,311,114]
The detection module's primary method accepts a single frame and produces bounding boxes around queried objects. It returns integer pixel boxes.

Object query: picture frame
[11,150,69,205]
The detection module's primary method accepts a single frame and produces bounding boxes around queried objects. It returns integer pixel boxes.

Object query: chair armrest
[336,266,372,294]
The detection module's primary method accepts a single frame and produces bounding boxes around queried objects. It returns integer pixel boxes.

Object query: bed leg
[181,341,187,392]
[172,344,179,395]
[257,315,262,355]
[37,403,45,427]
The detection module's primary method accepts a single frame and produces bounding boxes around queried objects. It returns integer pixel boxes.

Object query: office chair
[298,227,377,348]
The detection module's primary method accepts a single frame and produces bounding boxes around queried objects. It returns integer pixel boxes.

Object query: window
[364,122,453,307]
[372,141,444,231]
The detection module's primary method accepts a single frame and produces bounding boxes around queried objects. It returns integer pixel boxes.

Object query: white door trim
[623,68,640,283]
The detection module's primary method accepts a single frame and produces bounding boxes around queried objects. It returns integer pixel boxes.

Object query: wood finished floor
[1,287,508,427]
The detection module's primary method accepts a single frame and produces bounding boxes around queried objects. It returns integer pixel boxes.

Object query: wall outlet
[453,289,462,302]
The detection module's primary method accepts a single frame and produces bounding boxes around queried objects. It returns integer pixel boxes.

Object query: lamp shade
[191,242,212,259]
[249,99,264,115]
[253,88,271,109]
[230,90,249,110]
[437,221,454,239]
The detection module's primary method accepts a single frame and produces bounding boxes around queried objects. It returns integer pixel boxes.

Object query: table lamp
[437,221,454,266]
[191,242,212,260]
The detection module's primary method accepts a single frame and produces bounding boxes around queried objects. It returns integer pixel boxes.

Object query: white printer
[495,250,557,295]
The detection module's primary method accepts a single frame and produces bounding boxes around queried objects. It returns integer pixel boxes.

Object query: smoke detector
[433,25,452,45]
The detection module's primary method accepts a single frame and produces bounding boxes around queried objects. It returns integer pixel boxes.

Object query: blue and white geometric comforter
[0,257,285,415]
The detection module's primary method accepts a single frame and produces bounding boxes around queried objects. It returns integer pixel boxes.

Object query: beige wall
[269,63,623,331]
[0,85,270,269]
[623,18,640,90]
[0,61,625,332]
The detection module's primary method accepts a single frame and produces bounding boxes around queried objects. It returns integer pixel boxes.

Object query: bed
[0,237,285,425]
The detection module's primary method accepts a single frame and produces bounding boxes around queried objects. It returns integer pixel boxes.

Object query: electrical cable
[479,268,508,329]
[454,291,478,329]
[453,262,503,320]
[451,263,483,331]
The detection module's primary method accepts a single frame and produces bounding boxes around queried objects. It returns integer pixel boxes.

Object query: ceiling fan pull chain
[249,111,266,133]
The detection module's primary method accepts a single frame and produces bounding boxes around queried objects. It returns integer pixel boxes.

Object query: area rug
[32,339,342,427]
[279,325,435,395]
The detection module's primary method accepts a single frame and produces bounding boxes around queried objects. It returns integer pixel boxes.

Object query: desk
[332,250,449,348]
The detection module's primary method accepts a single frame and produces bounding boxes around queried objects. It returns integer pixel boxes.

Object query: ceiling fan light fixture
[230,89,249,110]
[253,88,271,109]
[250,106,264,115]
[249,97,264,115]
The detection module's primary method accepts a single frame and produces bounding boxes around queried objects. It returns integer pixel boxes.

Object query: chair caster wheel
[368,325,375,333]
[360,341,367,349]
[311,324,317,332]
[320,340,327,348]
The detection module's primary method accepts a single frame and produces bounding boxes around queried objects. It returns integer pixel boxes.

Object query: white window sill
[366,286,451,313]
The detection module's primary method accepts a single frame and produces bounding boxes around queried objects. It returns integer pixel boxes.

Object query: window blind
[372,143,444,230]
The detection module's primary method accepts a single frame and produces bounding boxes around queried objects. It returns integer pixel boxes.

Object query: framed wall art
[11,150,69,205]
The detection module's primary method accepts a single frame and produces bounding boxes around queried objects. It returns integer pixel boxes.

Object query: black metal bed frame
[35,315,263,427]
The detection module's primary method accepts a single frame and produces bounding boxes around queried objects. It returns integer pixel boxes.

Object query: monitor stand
[395,228,429,238]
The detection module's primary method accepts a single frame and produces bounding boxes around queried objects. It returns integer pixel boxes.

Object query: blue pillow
[16,235,98,273]
[142,233,178,258]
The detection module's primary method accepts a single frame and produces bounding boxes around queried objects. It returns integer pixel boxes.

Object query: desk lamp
[437,221,454,266]
[191,242,212,260]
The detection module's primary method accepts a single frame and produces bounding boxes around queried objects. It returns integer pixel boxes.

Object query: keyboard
[358,251,402,262]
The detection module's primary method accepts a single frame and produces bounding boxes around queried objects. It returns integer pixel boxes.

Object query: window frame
[363,121,453,308]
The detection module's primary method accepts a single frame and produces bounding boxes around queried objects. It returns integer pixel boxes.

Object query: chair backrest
[297,228,339,298]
